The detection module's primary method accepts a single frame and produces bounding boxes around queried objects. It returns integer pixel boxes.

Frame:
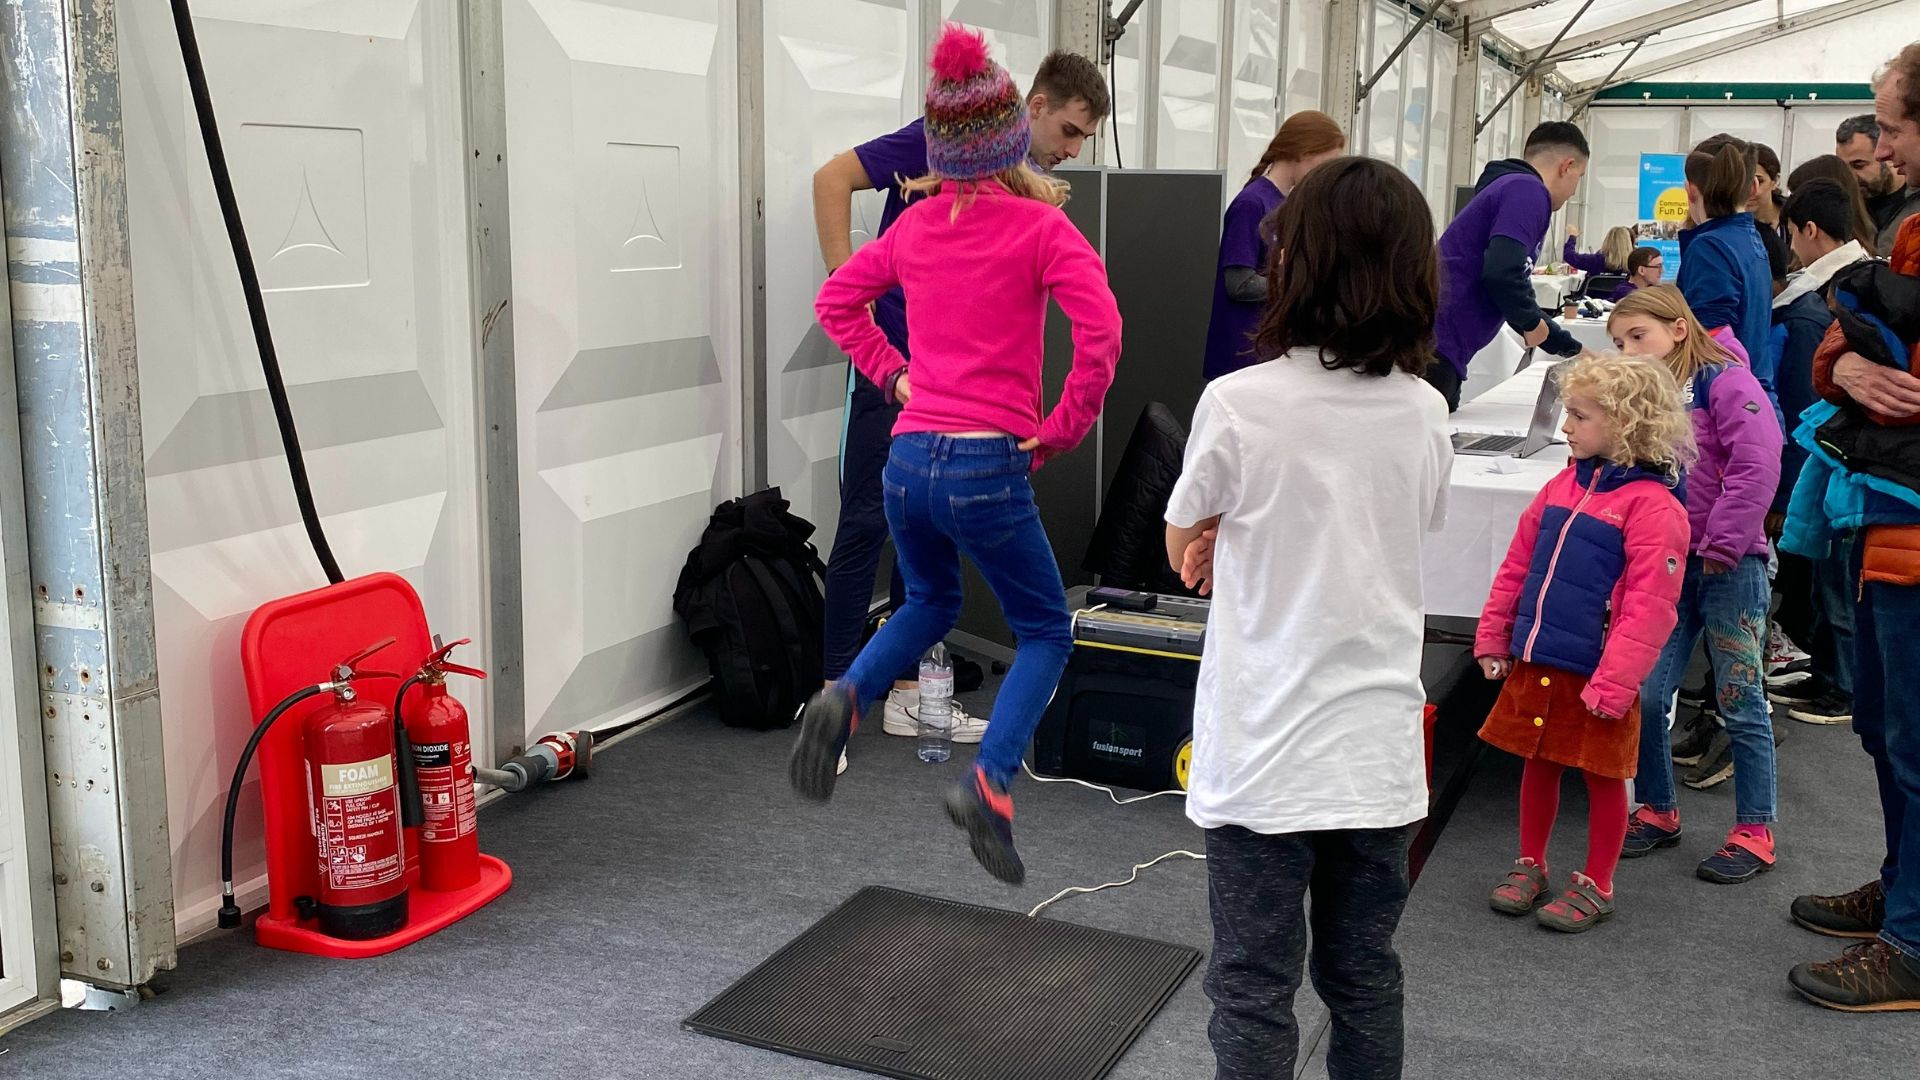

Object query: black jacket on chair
[1082,403,1200,597]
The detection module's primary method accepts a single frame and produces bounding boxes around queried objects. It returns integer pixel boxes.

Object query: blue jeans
[1852,541,1920,960]
[842,433,1072,788]
[1637,554,1778,825]
[1812,532,1857,697]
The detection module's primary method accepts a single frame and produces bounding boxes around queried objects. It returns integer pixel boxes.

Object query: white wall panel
[1426,32,1455,226]
[118,0,485,933]
[1363,1,1400,165]
[1157,0,1224,168]
[1585,106,1687,239]
[1224,0,1282,187]
[1787,104,1874,175]
[503,0,742,739]
[1284,0,1327,119]
[943,0,1053,97]
[1689,107,1785,161]
[764,0,919,569]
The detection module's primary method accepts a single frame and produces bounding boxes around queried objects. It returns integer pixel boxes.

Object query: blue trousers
[1638,555,1778,825]
[1852,540,1920,960]
[841,433,1072,788]
[822,369,907,682]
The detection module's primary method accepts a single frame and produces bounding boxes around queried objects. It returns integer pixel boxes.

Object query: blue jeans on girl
[1637,554,1778,824]
[841,433,1072,787]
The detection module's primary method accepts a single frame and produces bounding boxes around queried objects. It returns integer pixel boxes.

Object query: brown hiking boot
[1791,879,1884,939]
[1789,941,1920,1012]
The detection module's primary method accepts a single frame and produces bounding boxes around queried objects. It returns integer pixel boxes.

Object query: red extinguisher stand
[238,573,510,958]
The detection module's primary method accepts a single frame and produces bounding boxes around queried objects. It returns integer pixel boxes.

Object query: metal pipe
[1476,0,1595,135]
[1570,38,1645,120]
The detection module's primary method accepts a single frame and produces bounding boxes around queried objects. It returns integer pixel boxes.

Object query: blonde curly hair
[1554,352,1697,474]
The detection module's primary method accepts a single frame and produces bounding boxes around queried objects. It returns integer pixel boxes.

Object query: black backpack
[672,488,827,729]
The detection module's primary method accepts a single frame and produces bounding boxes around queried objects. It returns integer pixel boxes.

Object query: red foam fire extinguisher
[394,637,486,893]
[218,637,416,940]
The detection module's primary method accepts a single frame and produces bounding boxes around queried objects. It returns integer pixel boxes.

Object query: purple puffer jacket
[1682,358,1783,566]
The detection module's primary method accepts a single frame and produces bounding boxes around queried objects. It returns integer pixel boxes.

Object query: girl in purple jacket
[1610,285,1786,884]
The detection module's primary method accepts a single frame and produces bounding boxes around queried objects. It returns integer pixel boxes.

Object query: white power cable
[1027,849,1206,918]
[1020,760,1186,805]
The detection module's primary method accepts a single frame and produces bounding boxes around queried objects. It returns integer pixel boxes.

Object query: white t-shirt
[1165,352,1453,834]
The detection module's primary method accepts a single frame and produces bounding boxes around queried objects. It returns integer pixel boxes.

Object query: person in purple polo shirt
[1202,110,1346,380]
[807,49,1110,771]
[1426,122,1592,411]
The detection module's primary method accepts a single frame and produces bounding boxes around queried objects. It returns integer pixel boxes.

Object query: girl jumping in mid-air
[792,25,1122,885]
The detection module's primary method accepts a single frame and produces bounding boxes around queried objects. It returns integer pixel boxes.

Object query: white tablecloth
[1423,363,1568,618]
[1531,273,1584,309]
[1563,316,1615,354]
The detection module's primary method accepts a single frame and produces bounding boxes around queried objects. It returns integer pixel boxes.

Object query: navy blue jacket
[1768,290,1834,514]
[1679,213,1776,405]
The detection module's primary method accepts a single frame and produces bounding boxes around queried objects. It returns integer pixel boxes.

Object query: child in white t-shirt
[1165,156,1453,1080]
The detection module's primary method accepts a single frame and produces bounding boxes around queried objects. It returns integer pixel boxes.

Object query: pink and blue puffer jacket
[1476,458,1692,718]
[1680,357,1783,566]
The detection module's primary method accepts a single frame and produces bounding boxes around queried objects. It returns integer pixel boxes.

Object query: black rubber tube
[219,683,326,929]
[391,676,425,829]
[169,0,344,584]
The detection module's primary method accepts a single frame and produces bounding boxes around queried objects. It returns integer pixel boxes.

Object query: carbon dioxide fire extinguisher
[393,637,486,893]
[219,638,418,940]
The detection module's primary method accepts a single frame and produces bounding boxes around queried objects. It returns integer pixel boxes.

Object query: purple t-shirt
[1203,178,1285,380]
[1433,172,1552,374]
[851,119,929,357]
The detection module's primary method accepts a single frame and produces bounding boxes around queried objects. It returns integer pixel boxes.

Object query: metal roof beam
[1579,0,1909,93]
[1527,0,1752,64]
[1451,0,1555,21]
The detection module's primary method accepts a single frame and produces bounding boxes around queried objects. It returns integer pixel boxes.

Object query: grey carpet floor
[1387,714,1920,1079]
[3,687,1915,1079]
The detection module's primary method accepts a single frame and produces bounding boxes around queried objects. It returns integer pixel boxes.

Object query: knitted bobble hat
[924,24,1030,182]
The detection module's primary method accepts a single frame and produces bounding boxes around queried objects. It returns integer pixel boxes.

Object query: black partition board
[1099,171,1220,497]
[955,168,1105,650]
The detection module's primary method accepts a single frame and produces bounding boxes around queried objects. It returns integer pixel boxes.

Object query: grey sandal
[1536,874,1616,933]
[1489,859,1550,915]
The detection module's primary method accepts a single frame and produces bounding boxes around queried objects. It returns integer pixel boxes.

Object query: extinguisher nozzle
[218,893,242,929]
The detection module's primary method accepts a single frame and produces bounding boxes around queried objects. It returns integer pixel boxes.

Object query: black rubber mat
[686,886,1202,1080]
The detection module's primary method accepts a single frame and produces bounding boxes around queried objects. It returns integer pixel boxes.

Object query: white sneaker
[882,688,987,744]
[837,748,848,775]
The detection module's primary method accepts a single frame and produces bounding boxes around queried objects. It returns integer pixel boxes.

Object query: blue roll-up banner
[1636,153,1688,281]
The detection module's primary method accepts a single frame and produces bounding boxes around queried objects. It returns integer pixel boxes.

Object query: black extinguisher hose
[219,683,327,929]
[391,676,426,829]
[168,0,344,585]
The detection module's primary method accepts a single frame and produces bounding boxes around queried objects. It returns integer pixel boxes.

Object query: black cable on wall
[168,0,345,585]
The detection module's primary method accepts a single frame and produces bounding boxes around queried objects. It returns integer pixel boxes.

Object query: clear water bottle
[917,642,954,763]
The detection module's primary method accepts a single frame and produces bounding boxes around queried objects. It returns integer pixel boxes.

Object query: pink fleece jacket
[814,182,1122,463]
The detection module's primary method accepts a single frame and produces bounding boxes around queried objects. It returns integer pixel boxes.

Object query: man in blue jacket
[1426,122,1591,411]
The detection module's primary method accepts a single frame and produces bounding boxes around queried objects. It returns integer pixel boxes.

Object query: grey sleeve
[1223,264,1268,303]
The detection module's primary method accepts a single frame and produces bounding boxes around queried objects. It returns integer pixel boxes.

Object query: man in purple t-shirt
[1426,122,1592,411]
[807,50,1110,763]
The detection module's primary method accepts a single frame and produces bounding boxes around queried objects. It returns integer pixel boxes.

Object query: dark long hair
[1787,155,1879,250]
[1254,157,1437,377]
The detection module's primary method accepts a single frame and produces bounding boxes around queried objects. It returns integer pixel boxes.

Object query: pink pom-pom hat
[924,23,1030,181]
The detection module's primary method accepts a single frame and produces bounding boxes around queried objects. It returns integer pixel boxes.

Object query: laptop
[1452,363,1564,457]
